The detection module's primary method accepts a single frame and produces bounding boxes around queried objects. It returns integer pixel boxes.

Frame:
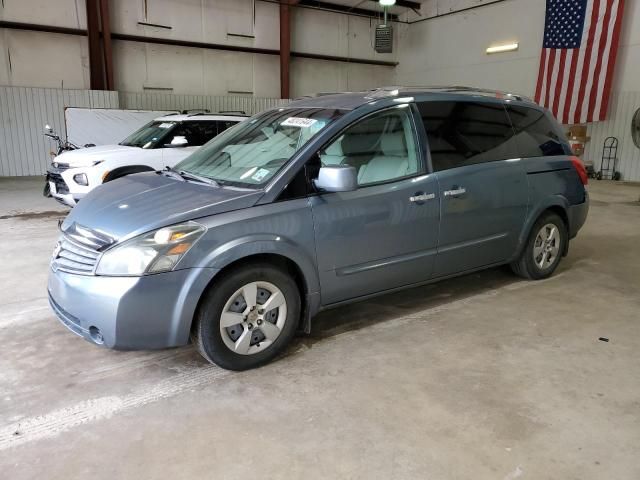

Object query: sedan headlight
[96,222,206,276]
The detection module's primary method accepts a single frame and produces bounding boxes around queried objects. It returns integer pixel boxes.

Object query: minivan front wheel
[511,212,567,280]
[192,263,300,370]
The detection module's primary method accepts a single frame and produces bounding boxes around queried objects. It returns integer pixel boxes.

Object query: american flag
[534,0,625,125]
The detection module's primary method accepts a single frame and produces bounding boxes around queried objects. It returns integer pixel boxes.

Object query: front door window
[320,107,419,186]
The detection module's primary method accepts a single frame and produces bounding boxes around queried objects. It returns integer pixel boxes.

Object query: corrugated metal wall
[584,91,640,182]
[0,86,288,177]
[0,87,118,177]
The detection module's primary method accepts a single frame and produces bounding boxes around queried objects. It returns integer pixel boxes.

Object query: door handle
[443,187,466,198]
[409,192,435,203]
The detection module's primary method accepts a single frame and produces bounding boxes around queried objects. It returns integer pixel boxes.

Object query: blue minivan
[48,87,589,370]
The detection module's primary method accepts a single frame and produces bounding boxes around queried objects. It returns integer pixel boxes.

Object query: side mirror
[166,136,188,148]
[314,165,358,193]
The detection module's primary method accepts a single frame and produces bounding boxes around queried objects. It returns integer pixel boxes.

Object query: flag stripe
[562,49,580,124]
[544,49,556,109]
[568,0,595,124]
[593,0,620,120]
[587,0,614,122]
[574,0,600,123]
[534,48,548,103]
[552,49,568,117]
[599,0,625,120]
[539,49,551,106]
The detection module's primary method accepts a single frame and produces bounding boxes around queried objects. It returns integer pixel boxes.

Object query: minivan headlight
[96,222,206,276]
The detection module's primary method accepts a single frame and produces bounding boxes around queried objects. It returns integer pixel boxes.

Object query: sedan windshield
[120,121,176,149]
[174,108,345,187]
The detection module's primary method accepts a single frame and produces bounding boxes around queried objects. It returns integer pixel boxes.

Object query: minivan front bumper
[48,266,218,349]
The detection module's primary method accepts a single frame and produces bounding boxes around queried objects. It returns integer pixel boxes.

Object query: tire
[191,263,301,370]
[511,212,567,280]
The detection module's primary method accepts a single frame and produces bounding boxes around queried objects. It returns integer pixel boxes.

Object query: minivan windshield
[120,121,176,149]
[175,108,345,187]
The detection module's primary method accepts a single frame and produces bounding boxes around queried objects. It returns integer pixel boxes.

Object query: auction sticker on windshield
[281,117,318,128]
[158,122,175,129]
[251,168,271,182]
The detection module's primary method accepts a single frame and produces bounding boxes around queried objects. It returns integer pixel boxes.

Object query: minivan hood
[55,144,138,167]
[62,172,264,241]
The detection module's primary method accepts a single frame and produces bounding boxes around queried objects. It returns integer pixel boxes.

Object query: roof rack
[401,85,533,102]
[219,110,247,115]
[182,109,210,115]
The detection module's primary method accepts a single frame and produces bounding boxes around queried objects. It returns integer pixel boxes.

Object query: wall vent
[375,25,393,53]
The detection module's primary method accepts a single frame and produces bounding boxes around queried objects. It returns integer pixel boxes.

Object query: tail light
[570,156,588,185]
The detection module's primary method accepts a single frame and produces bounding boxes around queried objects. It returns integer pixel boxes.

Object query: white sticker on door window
[281,117,318,128]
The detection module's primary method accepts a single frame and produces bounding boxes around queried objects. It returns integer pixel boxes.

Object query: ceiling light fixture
[486,43,519,54]
[380,0,396,6]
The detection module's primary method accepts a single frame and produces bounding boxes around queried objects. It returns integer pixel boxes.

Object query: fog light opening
[89,326,105,345]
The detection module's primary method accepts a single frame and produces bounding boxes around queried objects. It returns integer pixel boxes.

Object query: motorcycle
[42,124,95,197]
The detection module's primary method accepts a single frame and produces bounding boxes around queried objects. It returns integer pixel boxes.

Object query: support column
[99,0,114,90]
[86,0,105,90]
[279,1,298,99]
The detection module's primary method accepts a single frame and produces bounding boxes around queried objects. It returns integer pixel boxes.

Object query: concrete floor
[0,177,639,479]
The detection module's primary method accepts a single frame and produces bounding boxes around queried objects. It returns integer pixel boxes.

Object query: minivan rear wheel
[191,263,300,370]
[511,212,567,280]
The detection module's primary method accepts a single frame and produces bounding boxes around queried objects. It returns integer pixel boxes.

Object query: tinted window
[418,101,518,172]
[506,105,566,157]
[169,121,222,147]
[320,107,419,186]
[218,120,240,134]
[119,121,176,149]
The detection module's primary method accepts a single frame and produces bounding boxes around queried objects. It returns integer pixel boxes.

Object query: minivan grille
[52,235,101,274]
[51,224,114,275]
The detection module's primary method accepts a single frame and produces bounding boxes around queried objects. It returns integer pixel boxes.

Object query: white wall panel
[118,91,287,115]
[584,91,640,182]
[395,0,545,96]
[1,0,393,96]
[0,30,89,89]
[290,58,394,98]
[0,0,85,29]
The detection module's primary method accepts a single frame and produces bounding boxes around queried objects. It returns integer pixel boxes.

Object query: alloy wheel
[533,223,561,270]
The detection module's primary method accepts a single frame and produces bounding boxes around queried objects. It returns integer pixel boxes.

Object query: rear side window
[505,105,566,157]
[418,101,519,172]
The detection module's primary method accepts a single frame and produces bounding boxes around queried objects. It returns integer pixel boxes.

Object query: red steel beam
[279,1,293,99]
[86,0,105,90]
[99,0,114,90]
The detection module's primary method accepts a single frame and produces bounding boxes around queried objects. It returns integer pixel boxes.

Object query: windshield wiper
[162,166,185,181]
[178,169,220,187]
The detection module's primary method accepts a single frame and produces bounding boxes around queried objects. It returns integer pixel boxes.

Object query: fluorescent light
[380,0,396,6]
[486,43,519,54]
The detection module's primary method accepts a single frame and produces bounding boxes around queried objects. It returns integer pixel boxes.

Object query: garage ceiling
[297,0,424,17]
